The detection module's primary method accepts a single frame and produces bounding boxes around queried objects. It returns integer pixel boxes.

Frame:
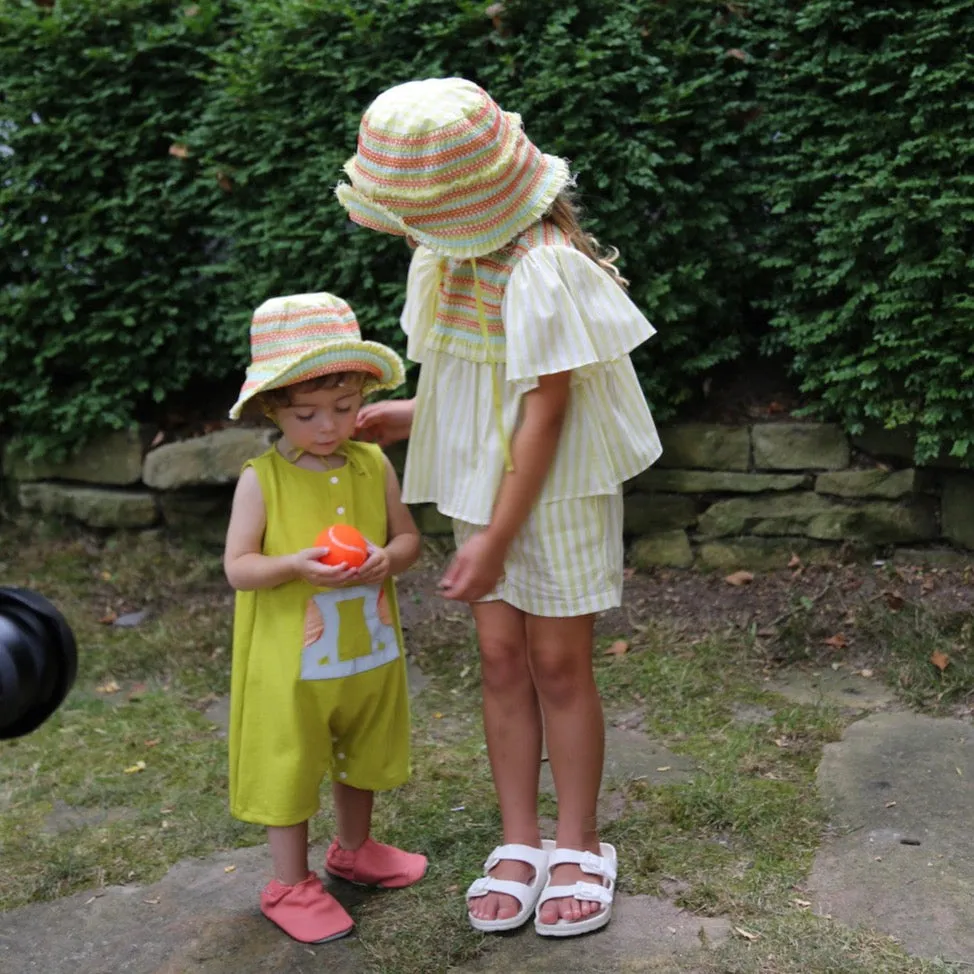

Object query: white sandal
[533,843,617,937]
[466,840,554,932]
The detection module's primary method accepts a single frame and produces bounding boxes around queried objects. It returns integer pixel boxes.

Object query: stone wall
[3,422,972,570]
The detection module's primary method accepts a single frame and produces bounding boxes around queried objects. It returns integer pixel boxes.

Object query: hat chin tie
[432,258,514,474]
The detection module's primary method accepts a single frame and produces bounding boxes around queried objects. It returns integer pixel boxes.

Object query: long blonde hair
[545,190,629,290]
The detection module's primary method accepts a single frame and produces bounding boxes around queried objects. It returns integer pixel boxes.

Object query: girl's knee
[479,633,529,691]
[529,645,594,707]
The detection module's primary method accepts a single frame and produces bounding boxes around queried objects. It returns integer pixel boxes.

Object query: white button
[336,506,345,515]
[330,476,339,484]
[337,752,345,760]
[339,771,347,779]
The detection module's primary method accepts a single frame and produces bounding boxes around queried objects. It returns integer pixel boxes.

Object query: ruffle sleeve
[399,245,442,363]
[502,245,656,383]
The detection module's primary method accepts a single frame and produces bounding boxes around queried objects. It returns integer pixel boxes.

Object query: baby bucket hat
[229,292,405,420]
[336,77,571,260]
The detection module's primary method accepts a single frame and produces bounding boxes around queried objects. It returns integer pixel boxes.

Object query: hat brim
[336,147,571,259]
[229,340,405,420]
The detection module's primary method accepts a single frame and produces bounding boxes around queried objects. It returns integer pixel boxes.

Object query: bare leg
[467,601,544,922]
[527,614,606,925]
[267,822,310,886]
[331,781,374,850]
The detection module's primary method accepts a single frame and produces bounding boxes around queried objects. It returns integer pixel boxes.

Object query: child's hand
[439,532,505,603]
[355,543,392,586]
[355,399,415,447]
[290,548,360,588]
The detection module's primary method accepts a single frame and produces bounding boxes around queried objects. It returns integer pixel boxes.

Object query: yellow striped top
[400,223,663,525]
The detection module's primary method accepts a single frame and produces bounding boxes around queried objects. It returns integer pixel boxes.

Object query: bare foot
[537,861,606,926]
[467,857,538,922]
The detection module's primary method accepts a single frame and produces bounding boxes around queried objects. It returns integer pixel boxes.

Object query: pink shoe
[325,837,427,889]
[260,871,354,944]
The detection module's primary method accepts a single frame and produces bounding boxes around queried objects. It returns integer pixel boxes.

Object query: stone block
[158,489,234,546]
[698,492,937,545]
[629,468,807,494]
[629,530,694,570]
[752,423,850,471]
[852,424,917,463]
[143,428,275,490]
[3,429,144,485]
[815,468,923,500]
[655,424,750,471]
[411,504,453,536]
[697,492,836,538]
[941,474,974,550]
[623,493,698,535]
[696,538,845,572]
[804,499,939,545]
[384,441,408,479]
[854,423,970,469]
[892,547,974,570]
[18,483,157,529]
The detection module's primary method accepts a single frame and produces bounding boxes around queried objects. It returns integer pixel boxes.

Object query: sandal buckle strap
[484,843,548,872]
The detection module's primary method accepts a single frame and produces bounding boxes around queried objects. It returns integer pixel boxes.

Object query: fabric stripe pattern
[336,78,571,259]
[400,224,663,527]
[452,493,625,617]
[229,293,405,419]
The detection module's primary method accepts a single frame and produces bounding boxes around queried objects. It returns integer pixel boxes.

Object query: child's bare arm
[486,370,571,548]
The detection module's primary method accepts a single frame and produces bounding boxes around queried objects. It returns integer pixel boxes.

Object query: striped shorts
[452,490,624,618]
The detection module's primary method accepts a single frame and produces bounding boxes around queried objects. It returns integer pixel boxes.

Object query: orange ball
[315,524,369,568]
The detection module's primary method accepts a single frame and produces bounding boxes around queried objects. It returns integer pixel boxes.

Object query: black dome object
[0,587,78,740]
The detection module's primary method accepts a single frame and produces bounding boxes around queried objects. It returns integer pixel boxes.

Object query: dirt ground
[397,545,974,675]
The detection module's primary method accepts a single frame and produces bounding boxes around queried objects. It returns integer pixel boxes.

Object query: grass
[0,518,971,973]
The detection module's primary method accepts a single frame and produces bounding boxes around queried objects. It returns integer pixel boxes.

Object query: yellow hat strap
[443,258,514,473]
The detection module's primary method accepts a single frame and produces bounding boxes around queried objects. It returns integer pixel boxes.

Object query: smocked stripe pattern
[336,78,571,259]
[426,221,572,363]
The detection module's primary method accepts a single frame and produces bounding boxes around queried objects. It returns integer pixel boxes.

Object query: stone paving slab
[540,725,696,799]
[769,667,897,713]
[0,844,369,974]
[0,843,727,974]
[807,712,974,964]
[460,895,730,973]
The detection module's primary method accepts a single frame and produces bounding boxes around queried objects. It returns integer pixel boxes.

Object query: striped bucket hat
[336,78,571,260]
[229,293,404,420]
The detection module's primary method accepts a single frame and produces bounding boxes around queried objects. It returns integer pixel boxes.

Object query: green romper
[228,441,410,827]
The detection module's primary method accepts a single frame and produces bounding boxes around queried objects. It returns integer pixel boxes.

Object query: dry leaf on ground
[824,633,848,650]
[884,590,905,611]
[725,570,754,587]
[604,639,630,656]
[930,650,950,672]
[734,926,760,941]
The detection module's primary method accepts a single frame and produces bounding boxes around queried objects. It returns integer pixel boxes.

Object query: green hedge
[188,0,763,411]
[0,0,229,460]
[752,0,974,464]
[2,0,973,465]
